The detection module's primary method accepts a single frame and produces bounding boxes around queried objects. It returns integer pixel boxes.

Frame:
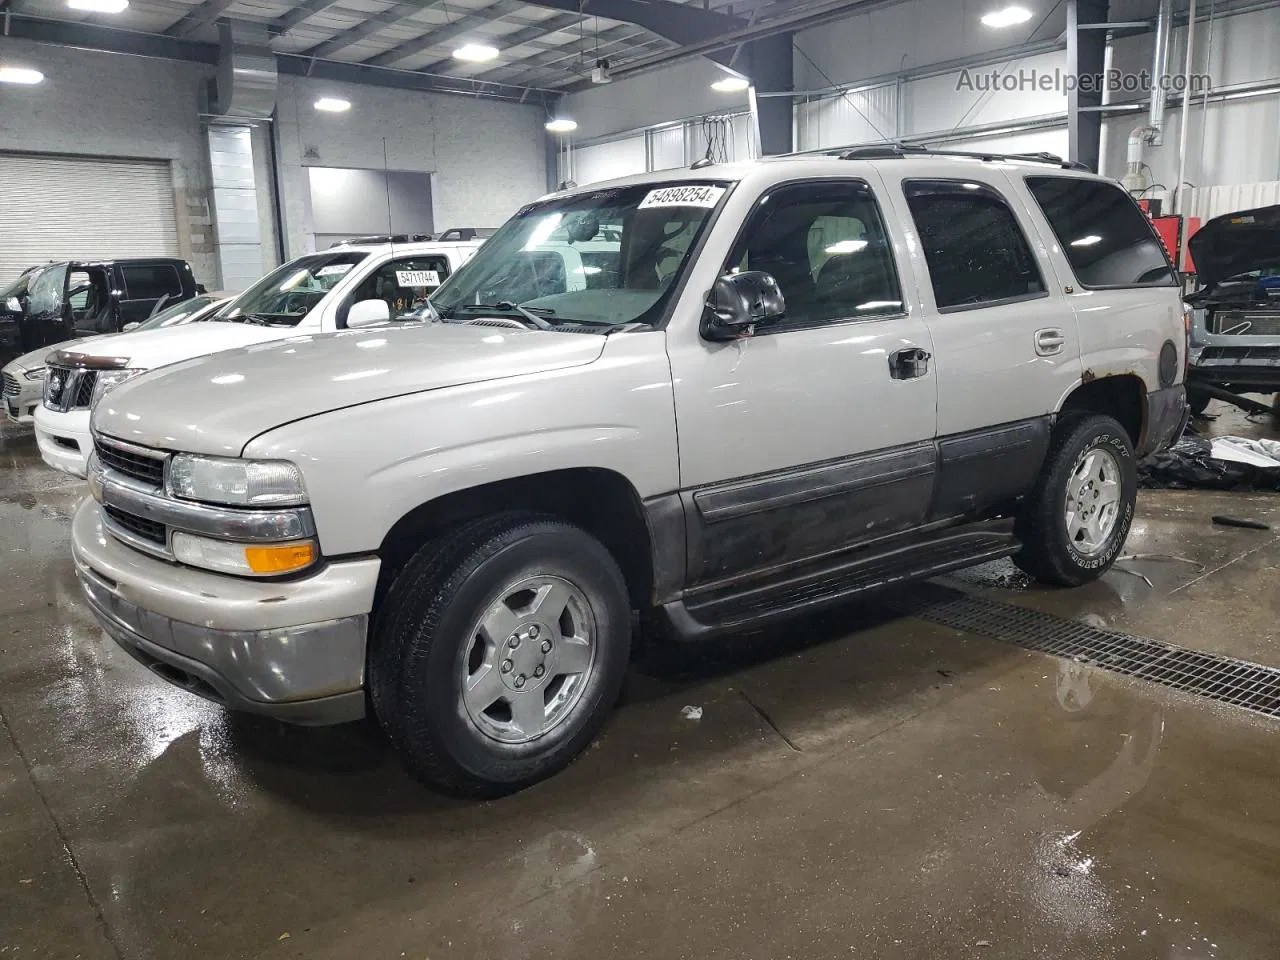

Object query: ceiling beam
[164,0,236,38]
[297,4,410,58]
[272,0,346,36]
[363,0,533,67]
[405,11,582,72]
[517,0,745,45]
[482,25,664,85]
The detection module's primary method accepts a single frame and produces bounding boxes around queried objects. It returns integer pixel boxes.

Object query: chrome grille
[1211,310,1280,337]
[103,505,166,546]
[1,372,18,399]
[95,437,166,488]
[43,365,98,413]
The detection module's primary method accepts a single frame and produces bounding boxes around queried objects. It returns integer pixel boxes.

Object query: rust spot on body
[1081,368,1097,383]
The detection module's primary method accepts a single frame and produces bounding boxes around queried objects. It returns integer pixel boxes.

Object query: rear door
[117,261,187,325]
[885,170,1077,516]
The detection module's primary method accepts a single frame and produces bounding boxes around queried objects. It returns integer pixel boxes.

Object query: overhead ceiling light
[314,97,351,112]
[0,66,44,85]
[825,239,868,255]
[453,43,500,63]
[545,117,578,133]
[67,0,129,11]
[980,5,1033,28]
[1071,234,1103,247]
[711,76,751,93]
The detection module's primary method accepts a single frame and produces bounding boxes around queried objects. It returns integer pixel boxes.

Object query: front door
[667,177,939,589]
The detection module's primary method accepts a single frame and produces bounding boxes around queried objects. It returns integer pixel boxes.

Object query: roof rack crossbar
[836,142,1090,171]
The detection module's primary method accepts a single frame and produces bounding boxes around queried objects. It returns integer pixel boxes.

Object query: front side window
[26,264,68,316]
[432,181,728,329]
[220,251,367,327]
[904,180,1046,311]
[346,255,452,323]
[726,180,904,331]
[121,264,183,301]
[1026,176,1177,287]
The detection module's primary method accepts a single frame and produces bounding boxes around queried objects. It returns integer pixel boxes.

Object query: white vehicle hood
[93,324,609,456]
[4,337,101,374]
[53,322,289,372]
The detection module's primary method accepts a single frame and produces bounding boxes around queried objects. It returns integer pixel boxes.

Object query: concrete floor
[3,402,1280,960]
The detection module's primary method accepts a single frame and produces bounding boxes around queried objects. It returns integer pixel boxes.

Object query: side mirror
[702,271,786,342]
[347,298,392,328]
[122,322,140,332]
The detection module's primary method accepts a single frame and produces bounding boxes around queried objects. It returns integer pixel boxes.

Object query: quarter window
[903,180,1046,311]
[727,180,904,332]
[1026,176,1177,287]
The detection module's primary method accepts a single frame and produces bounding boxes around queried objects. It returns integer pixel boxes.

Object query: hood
[52,322,288,372]
[92,324,607,456]
[1188,205,1280,291]
[3,336,101,374]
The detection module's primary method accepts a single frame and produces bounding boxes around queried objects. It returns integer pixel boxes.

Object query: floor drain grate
[884,582,1280,720]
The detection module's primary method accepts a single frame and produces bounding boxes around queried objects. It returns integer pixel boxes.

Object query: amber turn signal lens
[244,542,317,574]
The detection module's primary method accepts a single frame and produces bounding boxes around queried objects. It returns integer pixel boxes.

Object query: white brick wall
[273,74,548,254]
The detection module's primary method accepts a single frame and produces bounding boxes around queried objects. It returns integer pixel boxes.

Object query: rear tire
[1014,414,1137,587]
[369,513,630,798]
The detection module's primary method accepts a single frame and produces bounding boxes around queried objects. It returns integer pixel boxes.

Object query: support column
[746,31,794,157]
[1067,0,1109,171]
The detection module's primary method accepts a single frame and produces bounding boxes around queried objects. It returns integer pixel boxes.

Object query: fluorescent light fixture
[711,76,750,93]
[1071,234,1103,247]
[67,0,129,11]
[0,66,44,85]
[453,43,499,63]
[545,117,578,133]
[981,5,1033,28]
[825,240,869,255]
[314,97,351,112]
[857,300,903,311]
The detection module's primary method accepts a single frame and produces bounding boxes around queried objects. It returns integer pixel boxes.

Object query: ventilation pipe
[201,21,278,121]
[1123,0,1173,193]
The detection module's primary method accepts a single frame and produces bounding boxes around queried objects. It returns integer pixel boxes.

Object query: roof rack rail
[837,142,1090,171]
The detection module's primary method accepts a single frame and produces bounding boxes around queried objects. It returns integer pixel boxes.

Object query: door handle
[1035,328,1066,356]
[889,346,931,380]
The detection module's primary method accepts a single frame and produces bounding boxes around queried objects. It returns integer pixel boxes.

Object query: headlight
[91,368,144,406]
[172,532,317,576]
[86,452,104,503]
[168,454,308,506]
[24,367,47,381]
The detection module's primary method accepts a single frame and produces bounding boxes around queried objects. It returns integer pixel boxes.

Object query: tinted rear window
[1025,177,1176,287]
[121,264,184,301]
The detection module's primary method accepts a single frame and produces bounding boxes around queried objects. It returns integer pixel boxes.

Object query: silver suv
[73,149,1188,796]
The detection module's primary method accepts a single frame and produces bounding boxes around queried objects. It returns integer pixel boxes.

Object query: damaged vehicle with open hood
[1185,204,1280,416]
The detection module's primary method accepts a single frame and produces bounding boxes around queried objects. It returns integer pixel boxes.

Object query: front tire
[1014,415,1137,587]
[369,514,630,798]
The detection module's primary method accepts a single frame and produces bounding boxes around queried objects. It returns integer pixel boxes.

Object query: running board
[662,520,1019,641]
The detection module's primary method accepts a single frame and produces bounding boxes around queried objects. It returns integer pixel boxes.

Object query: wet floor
[3,402,1280,960]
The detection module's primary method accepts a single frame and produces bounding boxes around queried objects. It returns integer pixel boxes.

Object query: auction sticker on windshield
[317,263,355,277]
[639,185,726,209]
[396,270,441,287]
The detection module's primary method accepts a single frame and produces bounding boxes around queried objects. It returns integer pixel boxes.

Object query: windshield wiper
[453,302,554,330]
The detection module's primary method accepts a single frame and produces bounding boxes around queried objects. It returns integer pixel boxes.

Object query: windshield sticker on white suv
[396,270,441,288]
[639,185,726,209]
[316,263,355,277]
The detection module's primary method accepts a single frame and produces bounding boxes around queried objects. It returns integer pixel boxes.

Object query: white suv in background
[35,239,480,476]
[75,151,1187,796]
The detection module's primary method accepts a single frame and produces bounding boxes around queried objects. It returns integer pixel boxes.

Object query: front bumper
[2,368,41,424]
[34,407,91,476]
[73,498,380,725]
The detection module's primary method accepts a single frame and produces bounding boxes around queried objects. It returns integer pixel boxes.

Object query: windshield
[1,268,35,299]
[26,264,68,316]
[219,251,367,327]
[431,181,729,328]
[133,294,224,331]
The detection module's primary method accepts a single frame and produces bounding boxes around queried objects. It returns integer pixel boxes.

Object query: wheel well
[1060,375,1144,446]
[374,469,654,613]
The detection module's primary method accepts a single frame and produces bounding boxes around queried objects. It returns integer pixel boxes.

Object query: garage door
[0,153,179,286]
